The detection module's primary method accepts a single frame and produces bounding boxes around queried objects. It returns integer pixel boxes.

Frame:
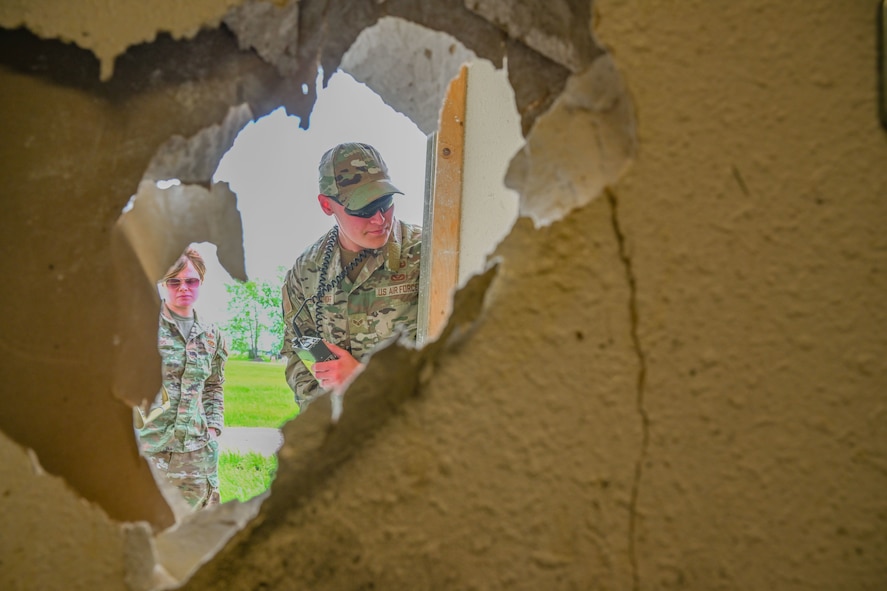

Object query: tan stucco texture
[0,0,885,589]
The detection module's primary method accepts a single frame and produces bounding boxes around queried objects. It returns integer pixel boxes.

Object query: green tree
[223,270,285,359]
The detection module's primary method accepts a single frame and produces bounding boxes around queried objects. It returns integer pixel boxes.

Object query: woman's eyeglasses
[165,278,201,288]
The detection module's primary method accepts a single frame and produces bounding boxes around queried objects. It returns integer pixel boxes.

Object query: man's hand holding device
[312,341,363,391]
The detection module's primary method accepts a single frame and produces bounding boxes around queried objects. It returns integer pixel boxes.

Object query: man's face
[319,195,395,252]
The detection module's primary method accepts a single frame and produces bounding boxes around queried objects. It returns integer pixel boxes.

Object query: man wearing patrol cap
[281,142,422,411]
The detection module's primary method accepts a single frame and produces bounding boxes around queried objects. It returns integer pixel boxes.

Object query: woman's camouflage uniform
[138,305,227,509]
[281,219,421,410]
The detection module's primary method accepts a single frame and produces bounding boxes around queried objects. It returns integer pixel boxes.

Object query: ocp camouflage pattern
[138,306,227,462]
[281,220,421,410]
[318,142,402,210]
[145,444,220,508]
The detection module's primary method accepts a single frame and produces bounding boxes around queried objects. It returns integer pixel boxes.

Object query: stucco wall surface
[594,0,887,587]
[0,430,162,590]
[0,0,885,590]
[0,12,289,530]
[0,0,246,80]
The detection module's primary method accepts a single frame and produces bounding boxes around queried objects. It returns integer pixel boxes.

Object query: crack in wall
[605,187,649,591]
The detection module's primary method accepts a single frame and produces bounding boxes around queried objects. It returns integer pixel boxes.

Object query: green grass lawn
[219,451,278,503]
[224,358,299,428]
[220,358,298,503]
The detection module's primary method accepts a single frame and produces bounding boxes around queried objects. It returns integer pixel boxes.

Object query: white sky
[195,71,428,321]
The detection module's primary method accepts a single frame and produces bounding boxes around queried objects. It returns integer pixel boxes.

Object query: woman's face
[163,261,202,315]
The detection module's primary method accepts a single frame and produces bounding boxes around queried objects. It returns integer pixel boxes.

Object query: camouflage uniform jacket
[281,219,421,410]
[138,305,227,454]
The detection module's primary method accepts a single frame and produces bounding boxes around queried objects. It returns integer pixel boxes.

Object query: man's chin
[362,233,390,249]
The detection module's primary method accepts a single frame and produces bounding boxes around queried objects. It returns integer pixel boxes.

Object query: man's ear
[318,194,335,216]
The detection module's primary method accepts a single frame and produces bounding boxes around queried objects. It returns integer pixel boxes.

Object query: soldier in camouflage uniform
[282,142,421,411]
[137,247,228,510]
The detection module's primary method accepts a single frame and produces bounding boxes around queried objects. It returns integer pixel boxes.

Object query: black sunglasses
[344,195,395,218]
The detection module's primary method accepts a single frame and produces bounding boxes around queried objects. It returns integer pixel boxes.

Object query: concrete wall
[0,0,885,589]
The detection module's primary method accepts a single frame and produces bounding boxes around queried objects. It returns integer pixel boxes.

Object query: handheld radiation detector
[290,230,368,380]
[294,335,337,377]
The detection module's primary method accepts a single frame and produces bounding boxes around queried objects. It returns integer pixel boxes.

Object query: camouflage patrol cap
[318,142,403,211]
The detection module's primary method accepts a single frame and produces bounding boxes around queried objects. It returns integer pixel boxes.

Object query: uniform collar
[160,302,201,325]
[333,218,404,273]
[384,218,404,272]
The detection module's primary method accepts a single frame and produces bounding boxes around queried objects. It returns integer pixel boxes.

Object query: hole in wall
[125,56,525,506]
[115,46,527,582]
[0,14,541,531]
[123,68,432,508]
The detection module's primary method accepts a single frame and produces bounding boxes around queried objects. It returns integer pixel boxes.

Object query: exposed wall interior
[340,16,479,137]
[1,0,885,590]
[458,59,523,286]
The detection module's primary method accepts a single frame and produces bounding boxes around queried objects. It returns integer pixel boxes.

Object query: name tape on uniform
[376,283,418,297]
